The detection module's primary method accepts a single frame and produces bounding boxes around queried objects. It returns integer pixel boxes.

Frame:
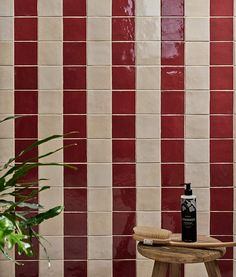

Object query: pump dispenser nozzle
[184,183,192,196]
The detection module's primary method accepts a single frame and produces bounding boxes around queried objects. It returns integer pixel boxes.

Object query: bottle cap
[184,183,192,195]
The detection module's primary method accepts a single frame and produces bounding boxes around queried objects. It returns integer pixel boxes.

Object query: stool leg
[170,264,181,277]
[204,260,221,277]
[151,261,168,277]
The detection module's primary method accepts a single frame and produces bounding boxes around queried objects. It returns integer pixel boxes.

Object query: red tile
[162,211,181,233]
[161,91,184,114]
[17,166,38,184]
[161,18,184,41]
[210,140,233,163]
[113,164,136,187]
[161,140,184,163]
[161,116,184,138]
[63,42,86,65]
[210,212,233,235]
[210,0,233,16]
[64,115,86,138]
[161,164,184,187]
[112,18,135,41]
[15,139,38,163]
[112,91,135,114]
[64,67,86,89]
[64,188,87,211]
[218,260,233,277]
[210,164,233,187]
[15,42,37,65]
[112,140,135,162]
[211,188,233,211]
[113,260,136,277]
[63,18,86,41]
[113,188,136,211]
[112,116,135,138]
[210,18,233,41]
[63,0,86,16]
[16,261,38,277]
[64,237,87,260]
[15,18,37,41]
[15,116,38,138]
[161,67,184,90]
[63,139,87,163]
[64,164,87,187]
[162,188,183,211]
[112,67,135,90]
[210,67,233,90]
[15,91,38,114]
[161,42,184,65]
[14,0,37,16]
[112,42,135,65]
[210,91,233,114]
[212,236,233,259]
[64,262,87,277]
[15,67,38,90]
[113,236,136,259]
[63,91,86,114]
[210,42,233,65]
[161,0,184,16]
[210,116,233,138]
[112,0,135,16]
[113,212,136,235]
[64,212,87,236]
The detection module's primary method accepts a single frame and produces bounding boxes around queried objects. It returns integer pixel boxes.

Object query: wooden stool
[137,235,226,277]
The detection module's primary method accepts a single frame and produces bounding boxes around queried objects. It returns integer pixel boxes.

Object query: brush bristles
[133,226,171,240]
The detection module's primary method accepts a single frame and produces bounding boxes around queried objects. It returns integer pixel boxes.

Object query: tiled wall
[0,0,235,276]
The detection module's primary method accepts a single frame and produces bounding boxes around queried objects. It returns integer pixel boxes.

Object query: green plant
[0,116,73,264]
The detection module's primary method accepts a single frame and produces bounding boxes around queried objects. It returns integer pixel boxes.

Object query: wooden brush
[133,226,236,249]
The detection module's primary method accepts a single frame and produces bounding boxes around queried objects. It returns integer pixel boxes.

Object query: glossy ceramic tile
[161,140,184,163]
[63,18,86,41]
[210,42,233,65]
[161,18,184,41]
[161,116,184,138]
[38,42,62,65]
[0,18,13,41]
[161,91,184,114]
[0,67,13,89]
[210,140,233,163]
[185,164,210,188]
[185,0,209,16]
[185,18,209,41]
[136,163,160,187]
[161,42,184,65]
[88,163,112,187]
[210,0,233,16]
[210,91,233,114]
[210,18,233,41]
[136,139,160,162]
[112,18,135,41]
[185,139,209,163]
[112,0,135,16]
[186,42,209,66]
[136,0,160,16]
[112,140,135,162]
[210,67,233,90]
[63,0,86,16]
[161,164,184,187]
[185,115,209,139]
[0,43,13,65]
[161,0,184,16]
[38,0,62,16]
[210,164,233,187]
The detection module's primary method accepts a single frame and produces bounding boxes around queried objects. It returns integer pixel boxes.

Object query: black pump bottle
[181,183,197,242]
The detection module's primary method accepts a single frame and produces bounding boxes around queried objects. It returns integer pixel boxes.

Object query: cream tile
[39,187,63,210]
[185,0,209,17]
[0,261,14,277]
[88,236,112,259]
[0,115,13,138]
[186,67,209,90]
[137,188,161,211]
[0,67,13,89]
[185,115,209,139]
[198,212,210,235]
[0,0,13,16]
[87,91,112,114]
[136,139,160,162]
[136,115,160,139]
[87,42,111,65]
[234,212,236,233]
[0,139,14,162]
[185,164,210,188]
[87,18,111,41]
[185,139,209,163]
[87,115,111,138]
[87,163,112,187]
[88,260,112,277]
[40,236,63,260]
[137,67,160,90]
[0,92,13,114]
[136,0,160,16]
[186,18,209,41]
[87,139,112,162]
[194,188,210,212]
[185,263,208,277]
[39,260,63,277]
[38,0,62,16]
[0,43,13,65]
[38,91,62,114]
[39,139,63,163]
[38,67,63,90]
[88,0,111,16]
[137,260,153,277]
[38,115,62,138]
[136,18,160,41]
[186,91,210,115]
[39,166,63,187]
[186,42,209,66]
[38,42,62,66]
[0,18,13,41]
[136,163,161,187]
[88,188,112,211]
[38,17,62,41]
[39,213,63,236]
[88,212,112,235]
[87,66,111,90]
[136,211,161,226]
[136,91,160,114]
[136,42,160,65]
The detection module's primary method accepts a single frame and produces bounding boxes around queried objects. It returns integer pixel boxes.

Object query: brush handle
[170,241,236,248]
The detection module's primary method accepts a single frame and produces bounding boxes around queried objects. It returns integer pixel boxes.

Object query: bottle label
[181,198,197,242]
